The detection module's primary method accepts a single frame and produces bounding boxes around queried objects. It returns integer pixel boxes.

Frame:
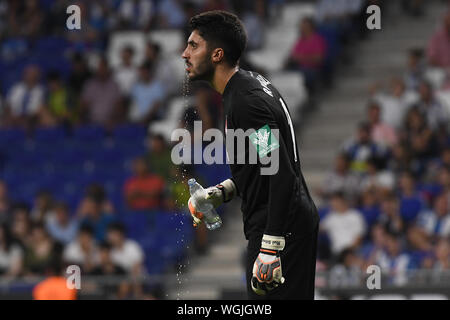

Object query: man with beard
[182,10,319,299]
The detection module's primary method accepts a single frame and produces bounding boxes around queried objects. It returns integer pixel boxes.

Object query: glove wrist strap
[261,234,285,251]
[217,179,236,203]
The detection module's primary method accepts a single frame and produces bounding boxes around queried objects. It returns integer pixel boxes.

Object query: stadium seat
[113,124,147,142]
[148,30,183,55]
[34,126,67,144]
[0,128,27,147]
[73,125,106,142]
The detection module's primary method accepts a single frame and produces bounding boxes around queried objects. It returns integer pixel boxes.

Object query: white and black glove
[251,234,285,295]
[188,179,236,227]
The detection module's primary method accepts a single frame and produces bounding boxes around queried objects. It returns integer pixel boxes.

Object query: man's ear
[211,48,224,63]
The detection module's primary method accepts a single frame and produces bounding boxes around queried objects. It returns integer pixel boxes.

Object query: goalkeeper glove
[188,178,236,227]
[251,234,285,295]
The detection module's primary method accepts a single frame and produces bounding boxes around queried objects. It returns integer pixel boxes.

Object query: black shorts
[245,223,319,300]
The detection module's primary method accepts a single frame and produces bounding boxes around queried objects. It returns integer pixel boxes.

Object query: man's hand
[188,179,236,227]
[251,235,285,295]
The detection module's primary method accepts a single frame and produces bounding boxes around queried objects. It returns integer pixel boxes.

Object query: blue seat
[34,126,67,144]
[0,128,27,148]
[73,125,106,142]
[119,211,153,240]
[113,124,147,142]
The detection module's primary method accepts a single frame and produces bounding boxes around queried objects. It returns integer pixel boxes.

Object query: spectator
[358,188,382,231]
[328,248,364,288]
[8,0,44,37]
[182,84,221,133]
[63,224,100,274]
[145,134,176,181]
[30,190,54,223]
[429,238,450,270]
[320,192,366,256]
[168,164,192,211]
[124,157,166,211]
[5,65,45,128]
[317,153,360,202]
[367,101,398,147]
[77,195,116,243]
[286,17,327,98]
[361,223,387,268]
[144,41,177,96]
[375,231,415,286]
[106,223,144,276]
[32,259,76,300]
[67,53,92,110]
[398,171,425,225]
[378,193,405,236]
[156,0,187,29]
[416,80,449,131]
[371,77,419,130]
[23,223,63,276]
[412,194,450,246]
[426,10,450,68]
[10,204,32,248]
[0,224,23,278]
[400,106,439,166]
[46,202,79,245]
[85,183,115,215]
[342,122,388,174]
[241,0,266,51]
[387,143,417,176]
[117,0,154,30]
[45,71,72,125]
[404,48,425,91]
[79,57,123,128]
[359,157,395,197]
[0,181,11,225]
[89,242,129,300]
[114,46,138,96]
[129,61,165,125]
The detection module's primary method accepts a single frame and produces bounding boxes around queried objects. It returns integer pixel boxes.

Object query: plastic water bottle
[188,178,222,230]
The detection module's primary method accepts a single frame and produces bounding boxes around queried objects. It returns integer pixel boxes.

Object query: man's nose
[181,47,189,59]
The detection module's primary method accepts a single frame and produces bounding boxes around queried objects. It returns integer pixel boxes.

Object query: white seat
[147,29,184,55]
[269,72,308,120]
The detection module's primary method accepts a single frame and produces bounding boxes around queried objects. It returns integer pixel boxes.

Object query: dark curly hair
[188,10,247,67]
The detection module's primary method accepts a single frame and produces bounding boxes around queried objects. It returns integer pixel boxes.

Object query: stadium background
[0,0,449,300]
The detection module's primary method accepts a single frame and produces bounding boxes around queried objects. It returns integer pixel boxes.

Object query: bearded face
[182,30,216,82]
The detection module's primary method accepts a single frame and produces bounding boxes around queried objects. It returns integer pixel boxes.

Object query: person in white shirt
[6,64,45,127]
[0,224,23,277]
[114,46,138,96]
[321,192,366,256]
[63,225,100,273]
[371,77,419,130]
[106,222,144,276]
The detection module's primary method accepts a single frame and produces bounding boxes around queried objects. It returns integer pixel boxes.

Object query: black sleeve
[233,93,297,237]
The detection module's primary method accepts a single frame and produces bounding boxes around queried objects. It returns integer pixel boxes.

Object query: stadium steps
[298,0,445,192]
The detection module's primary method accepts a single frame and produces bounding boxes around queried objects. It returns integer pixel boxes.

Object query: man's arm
[234,93,295,237]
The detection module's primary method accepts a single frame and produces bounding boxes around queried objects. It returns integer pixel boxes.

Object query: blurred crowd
[0,0,276,299]
[316,6,450,287]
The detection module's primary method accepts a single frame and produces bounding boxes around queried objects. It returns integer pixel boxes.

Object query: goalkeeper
[183,10,320,300]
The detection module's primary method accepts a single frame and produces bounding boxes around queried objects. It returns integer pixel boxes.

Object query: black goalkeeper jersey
[222,68,319,240]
